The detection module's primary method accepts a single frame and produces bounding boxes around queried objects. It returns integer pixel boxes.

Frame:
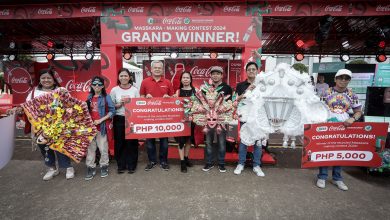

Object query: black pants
[113,115,139,171]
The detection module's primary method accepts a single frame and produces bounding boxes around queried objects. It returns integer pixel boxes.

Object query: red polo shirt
[140,76,174,97]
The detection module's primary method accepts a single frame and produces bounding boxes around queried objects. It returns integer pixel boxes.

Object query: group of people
[9,60,362,191]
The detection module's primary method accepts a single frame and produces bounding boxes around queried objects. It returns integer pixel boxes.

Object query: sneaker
[219,164,226,173]
[66,167,75,180]
[43,167,59,181]
[160,163,170,171]
[101,165,109,178]
[234,164,244,175]
[144,162,157,171]
[332,180,348,191]
[84,167,96,181]
[181,160,187,173]
[117,169,125,174]
[316,179,326,189]
[253,166,265,177]
[128,169,135,174]
[202,164,214,172]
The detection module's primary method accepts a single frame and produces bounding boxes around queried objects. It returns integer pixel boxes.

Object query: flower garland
[21,88,97,163]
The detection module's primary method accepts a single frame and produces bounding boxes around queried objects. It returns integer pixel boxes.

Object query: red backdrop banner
[101,16,261,47]
[302,122,389,168]
[124,97,190,139]
[1,2,389,19]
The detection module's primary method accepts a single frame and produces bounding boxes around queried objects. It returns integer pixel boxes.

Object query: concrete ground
[1,139,390,220]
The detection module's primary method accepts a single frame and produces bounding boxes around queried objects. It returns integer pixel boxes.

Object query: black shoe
[144,162,157,171]
[202,164,214,172]
[117,169,125,174]
[181,160,187,173]
[160,163,170,171]
[128,169,135,174]
[184,157,193,167]
[219,164,226,173]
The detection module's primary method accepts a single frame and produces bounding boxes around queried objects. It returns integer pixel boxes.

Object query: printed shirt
[321,87,362,122]
[90,97,101,131]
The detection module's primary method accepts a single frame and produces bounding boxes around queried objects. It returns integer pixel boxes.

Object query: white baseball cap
[335,69,352,78]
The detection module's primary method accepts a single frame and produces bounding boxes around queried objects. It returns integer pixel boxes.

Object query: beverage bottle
[173,63,185,91]
[144,65,152,77]
[243,23,254,42]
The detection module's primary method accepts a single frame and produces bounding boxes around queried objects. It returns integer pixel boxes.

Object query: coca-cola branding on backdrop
[175,6,192,13]
[147,100,162,106]
[162,17,183,25]
[37,8,53,15]
[65,79,92,92]
[190,66,213,78]
[274,5,292,12]
[0,9,10,16]
[7,67,32,94]
[128,7,144,13]
[325,5,343,12]
[81,7,96,13]
[376,5,390,12]
[223,6,241,13]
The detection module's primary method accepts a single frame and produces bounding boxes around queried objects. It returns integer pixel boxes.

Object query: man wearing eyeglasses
[233,61,265,177]
[316,69,362,191]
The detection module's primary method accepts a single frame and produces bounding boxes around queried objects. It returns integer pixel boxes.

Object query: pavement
[1,139,390,220]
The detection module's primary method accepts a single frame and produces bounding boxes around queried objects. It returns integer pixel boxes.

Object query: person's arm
[344,108,362,127]
[140,80,149,98]
[110,88,122,109]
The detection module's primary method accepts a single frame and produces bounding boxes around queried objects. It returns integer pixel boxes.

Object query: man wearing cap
[316,69,362,191]
[140,60,174,171]
[202,66,233,173]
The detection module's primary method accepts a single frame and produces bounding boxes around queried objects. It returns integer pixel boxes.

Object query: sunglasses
[92,82,104,86]
[336,76,351,81]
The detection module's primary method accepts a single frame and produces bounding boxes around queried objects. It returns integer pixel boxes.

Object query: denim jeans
[38,144,71,168]
[238,142,262,167]
[146,138,168,164]
[318,166,342,181]
[205,128,226,165]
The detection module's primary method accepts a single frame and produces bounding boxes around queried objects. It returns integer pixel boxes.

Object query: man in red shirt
[140,60,174,171]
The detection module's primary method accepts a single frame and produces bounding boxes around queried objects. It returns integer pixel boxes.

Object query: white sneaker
[234,164,244,175]
[43,167,59,181]
[332,180,348,191]
[66,167,75,179]
[316,179,326,189]
[253,166,265,177]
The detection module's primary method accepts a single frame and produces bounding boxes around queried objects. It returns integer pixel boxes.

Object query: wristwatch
[352,115,359,121]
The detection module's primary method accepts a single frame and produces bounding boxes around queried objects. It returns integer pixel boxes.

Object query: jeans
[205,128,226,165]
[318,166,342,181]
[114,116,139,171]
[38,144,71,168]
[238,142,262,167]
[146,138,168,164]
[86,132,109,168]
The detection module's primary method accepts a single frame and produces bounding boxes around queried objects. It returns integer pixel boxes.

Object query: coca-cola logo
[7,67,32,94]
[162,17,182,25]
[274,5,292,12]
[231,63,241,67]
[175,6,192,13]
[329,125,346,131]
[223,6,240,13]
[147,100,162,105]
[81,7,96,13]
[128,7,144,13]
[0,9,10,16]
[376,5,390,12]
[325,5,343,12]
[37,8,53,15]
[65,79,91,92]
[190,66,214,77]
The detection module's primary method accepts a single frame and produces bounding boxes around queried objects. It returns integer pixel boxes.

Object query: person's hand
[115,103,122,108]
[163,94,170,98]
[251,49,261,59]
[146,94,153,99]
[247,85,256,91]
[94,119,102,125]
[172,94,178,98]
[343,118,355,127]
